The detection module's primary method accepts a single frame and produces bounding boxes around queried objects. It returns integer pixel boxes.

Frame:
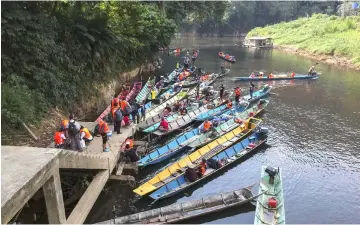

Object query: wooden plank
[22,122,38,140]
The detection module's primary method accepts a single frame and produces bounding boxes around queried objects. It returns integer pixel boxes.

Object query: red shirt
[159,120,169,130]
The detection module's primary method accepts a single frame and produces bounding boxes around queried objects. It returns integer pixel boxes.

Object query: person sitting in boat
[155,81,162,89]
[176,61,180,69]
[199,119,213,133]
[249,72,255,78]
[258,72,264,78]
[179,106,188,115]
[158,117,169,132]
[123,144,140,163]
[226,101,233,109]
[268,73,273,78]
[173,101,181,112]
[198,158,207,177]
[225,54,230,59]
[291,71,295,78]
[185,163,199,182]
[206,158,223,169]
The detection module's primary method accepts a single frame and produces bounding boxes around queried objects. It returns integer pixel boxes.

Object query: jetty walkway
[1,121,139,224]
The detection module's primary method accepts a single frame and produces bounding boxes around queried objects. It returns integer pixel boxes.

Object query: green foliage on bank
[1,2,176,129]
[248,14,360,66]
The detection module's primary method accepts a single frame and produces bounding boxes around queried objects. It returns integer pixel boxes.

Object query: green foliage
[1,1,176,129]
[247,14,360,66]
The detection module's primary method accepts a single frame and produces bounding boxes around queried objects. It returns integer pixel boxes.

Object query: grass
[247,14,360,67]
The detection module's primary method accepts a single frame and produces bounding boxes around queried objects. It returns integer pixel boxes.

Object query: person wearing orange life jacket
[98,119,111,152]
[226,101,233,109]
[200,119,213,133]
[80,126,93,143]
[198,158,207,177]
[54,128,66,148]
[125,136,134,149]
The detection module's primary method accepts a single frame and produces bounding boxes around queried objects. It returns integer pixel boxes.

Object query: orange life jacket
[291,72,295,77]
[80,128,92,139]
[199,162,207,175]
[179,73,184,81]
[235,89,241,96]
[98,120,109,134]
[121,100,128,111]
[61,120,69,129]
[227,102,233,108]
[54,132,64,145]
[204,121,212,131]
[125,139,134,149]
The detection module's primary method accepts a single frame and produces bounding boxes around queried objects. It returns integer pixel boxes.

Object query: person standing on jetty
[98,119,111,152]
[219,84,224,100]
[249,82,255,99]
[113,106,123,134]
[68,114,82,151]
[140,101,146,122]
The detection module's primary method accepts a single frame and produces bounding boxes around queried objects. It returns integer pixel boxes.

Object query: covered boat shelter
[245,37,273,48]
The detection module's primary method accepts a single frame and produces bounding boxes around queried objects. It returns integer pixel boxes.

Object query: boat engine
[265,166,279,185]
[255,126,269,138]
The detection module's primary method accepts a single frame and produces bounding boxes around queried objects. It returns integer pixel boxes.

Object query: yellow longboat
[133,117,262,196]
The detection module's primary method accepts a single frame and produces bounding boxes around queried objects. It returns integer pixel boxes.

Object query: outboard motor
[255,126,269,139]
[265,166,279,185]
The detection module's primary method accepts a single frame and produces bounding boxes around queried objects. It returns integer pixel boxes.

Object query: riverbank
[3,62,157,148]
[247,14,360,71]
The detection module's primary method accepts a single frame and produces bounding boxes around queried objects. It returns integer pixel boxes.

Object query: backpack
[115,109,123,122]
[125,104,133,115]
[68,121,78,136]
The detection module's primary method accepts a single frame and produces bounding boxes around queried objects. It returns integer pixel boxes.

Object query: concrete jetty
[1,122,138,224]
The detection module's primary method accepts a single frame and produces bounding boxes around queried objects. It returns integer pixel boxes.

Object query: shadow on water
[86,37,360,224]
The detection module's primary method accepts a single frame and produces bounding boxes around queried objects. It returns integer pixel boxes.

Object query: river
[86,37,360,224]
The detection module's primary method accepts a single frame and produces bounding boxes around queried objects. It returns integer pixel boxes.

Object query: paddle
[269,92,279,96]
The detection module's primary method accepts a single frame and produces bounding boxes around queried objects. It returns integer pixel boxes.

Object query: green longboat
[254,166,285,225]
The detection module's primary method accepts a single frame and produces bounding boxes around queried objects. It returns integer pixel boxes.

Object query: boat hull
[233,74,319,81]
[254,166,286,225]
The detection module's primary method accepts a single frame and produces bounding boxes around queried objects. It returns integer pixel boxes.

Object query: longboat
[98,184,260,224]
[219,52,236,63]
[136,77,155,104]
[232,74,319,81]
[125,82,143,102]
[254,166,285,225]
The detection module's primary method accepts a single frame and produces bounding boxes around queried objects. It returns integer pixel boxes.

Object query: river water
[86,37,360,224]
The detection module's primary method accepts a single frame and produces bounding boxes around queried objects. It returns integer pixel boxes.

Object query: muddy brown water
[85,37,360,224]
